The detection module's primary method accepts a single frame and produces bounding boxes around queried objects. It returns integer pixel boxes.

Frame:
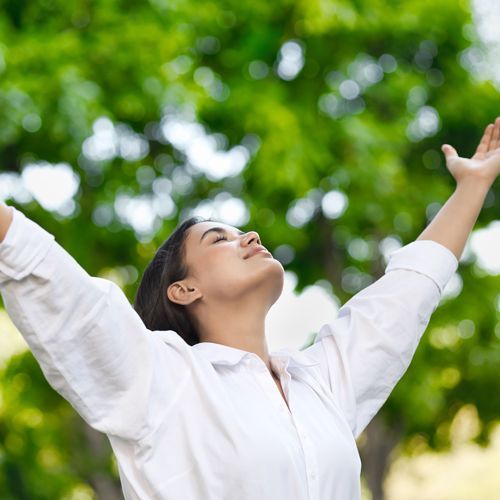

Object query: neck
[194,295,273,372]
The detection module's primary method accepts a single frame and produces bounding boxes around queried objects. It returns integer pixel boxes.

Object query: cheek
[198,249,244,282]
[200,254,252,292]
[208,254,247,281]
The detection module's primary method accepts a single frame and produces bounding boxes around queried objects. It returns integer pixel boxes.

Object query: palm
[442,117,500,185]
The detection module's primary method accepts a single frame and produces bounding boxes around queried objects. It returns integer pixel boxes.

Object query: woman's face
[180,221,285,306]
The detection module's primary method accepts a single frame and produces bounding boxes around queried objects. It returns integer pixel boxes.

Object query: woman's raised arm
[303,118,499,439]
[0,203,193,441]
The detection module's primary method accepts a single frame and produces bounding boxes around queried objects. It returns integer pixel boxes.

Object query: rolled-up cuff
[385,239,459,294]
[0,206,55,284]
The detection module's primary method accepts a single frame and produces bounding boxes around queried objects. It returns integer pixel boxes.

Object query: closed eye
[213,235,227,243]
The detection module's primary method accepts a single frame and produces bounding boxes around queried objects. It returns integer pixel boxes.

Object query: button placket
[296,426,319,499]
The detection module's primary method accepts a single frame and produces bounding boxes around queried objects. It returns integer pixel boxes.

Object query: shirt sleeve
[302,239,459,439]
[0,205,192,441]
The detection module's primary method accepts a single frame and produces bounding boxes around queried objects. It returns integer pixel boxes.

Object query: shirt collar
[192,342,320,369]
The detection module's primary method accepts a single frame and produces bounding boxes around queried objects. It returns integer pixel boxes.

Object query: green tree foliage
[0,0,498,498]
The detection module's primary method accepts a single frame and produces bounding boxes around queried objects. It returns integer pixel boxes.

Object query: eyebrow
[199,226,245,243]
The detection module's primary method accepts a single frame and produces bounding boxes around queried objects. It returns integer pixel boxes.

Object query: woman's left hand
[441,117,500,187]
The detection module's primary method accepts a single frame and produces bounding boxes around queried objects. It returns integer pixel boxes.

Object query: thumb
[441,144,458,160]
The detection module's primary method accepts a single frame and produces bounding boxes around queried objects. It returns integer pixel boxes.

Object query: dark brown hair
[133,216,206,346]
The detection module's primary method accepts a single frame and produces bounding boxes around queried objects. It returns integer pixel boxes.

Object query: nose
[242,231,261,247]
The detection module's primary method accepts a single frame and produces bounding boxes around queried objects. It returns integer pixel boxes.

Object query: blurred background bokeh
[0,0,499,498]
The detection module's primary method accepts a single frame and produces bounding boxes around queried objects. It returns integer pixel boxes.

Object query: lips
[244,246,271,259]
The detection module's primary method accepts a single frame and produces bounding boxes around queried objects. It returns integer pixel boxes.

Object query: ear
[167,280,202,306]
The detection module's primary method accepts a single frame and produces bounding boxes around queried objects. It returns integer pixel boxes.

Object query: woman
[0,119,499,499]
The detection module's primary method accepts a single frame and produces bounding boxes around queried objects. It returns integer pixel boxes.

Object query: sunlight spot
[458,1,500,87]
[0,172,33,204]
[82,117,149,162]
[21,162,80,215]
[160,113,253,181]
[188,192,249,227]
[248,60,269,79]
[378,54,398,73]
[406,86,428,113]
[441,272,463,302]
[458,319,476,339]
[468,221,500,274]
[276,40,305,81]
[379,235,403,265]
[406,106,440,142]
[163,55,193,76]
[273,244,295,265]
[286,198,316,228]
[339,79,360,100]
[22,113,42,133]
[347,237,374,261]
[194,66,215,88]
[321,189,348,219]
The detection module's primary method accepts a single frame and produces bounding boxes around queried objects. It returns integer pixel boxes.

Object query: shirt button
[311,472,316,480]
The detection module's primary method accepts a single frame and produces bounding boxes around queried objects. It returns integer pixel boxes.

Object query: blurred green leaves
[0,0,499,497]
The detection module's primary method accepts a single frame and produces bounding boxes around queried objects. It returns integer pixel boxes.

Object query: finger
[441,144,459,160]
[490,116,500,150]
[473,123,494,158]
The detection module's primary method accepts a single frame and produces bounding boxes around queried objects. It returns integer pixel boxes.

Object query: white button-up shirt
[0,206,459,500]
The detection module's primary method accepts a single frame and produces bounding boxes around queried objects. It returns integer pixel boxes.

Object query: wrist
[455,177,492,196]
